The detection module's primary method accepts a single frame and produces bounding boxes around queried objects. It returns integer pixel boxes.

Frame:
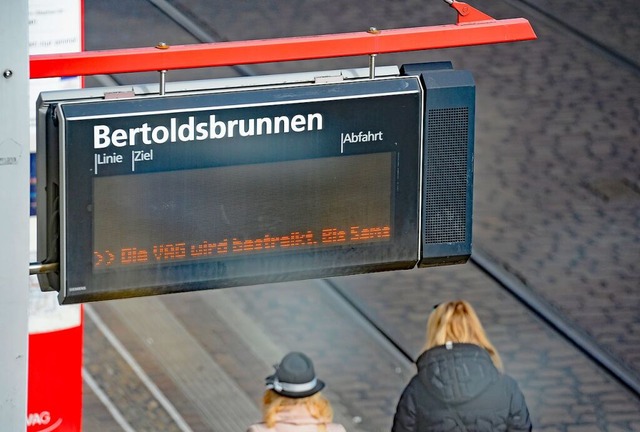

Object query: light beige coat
[247,405,346,432]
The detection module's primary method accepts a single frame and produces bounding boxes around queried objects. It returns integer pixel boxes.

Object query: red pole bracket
[29,1,536,79]
[446,0,496,24]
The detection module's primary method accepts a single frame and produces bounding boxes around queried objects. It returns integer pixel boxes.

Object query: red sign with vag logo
[27,277,83,432]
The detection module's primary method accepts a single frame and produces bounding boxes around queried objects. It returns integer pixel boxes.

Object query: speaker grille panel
[424,107,468,244]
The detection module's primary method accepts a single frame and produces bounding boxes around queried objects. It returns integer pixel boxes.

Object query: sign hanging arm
[29,0,536,80]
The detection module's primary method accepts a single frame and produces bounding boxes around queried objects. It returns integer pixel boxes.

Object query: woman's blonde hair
[423,300,503,370]
[262,389,333,430]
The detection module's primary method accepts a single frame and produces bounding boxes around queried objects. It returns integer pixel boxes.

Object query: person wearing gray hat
[247,352,346,432]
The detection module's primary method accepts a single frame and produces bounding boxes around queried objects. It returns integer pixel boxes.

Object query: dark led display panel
[53,76,423,303]
[93,153,394,268]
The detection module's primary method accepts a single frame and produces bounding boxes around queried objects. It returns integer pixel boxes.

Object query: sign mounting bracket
[29,0,536,80]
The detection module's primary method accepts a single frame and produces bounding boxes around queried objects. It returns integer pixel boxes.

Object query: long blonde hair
[423,300,503,370]
[262,389,333,430]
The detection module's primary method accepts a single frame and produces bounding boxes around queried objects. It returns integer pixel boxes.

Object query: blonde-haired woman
[392,300,531,432]
[247,352,346,432]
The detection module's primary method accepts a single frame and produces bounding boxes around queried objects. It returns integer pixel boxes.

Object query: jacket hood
[416,343,499,405]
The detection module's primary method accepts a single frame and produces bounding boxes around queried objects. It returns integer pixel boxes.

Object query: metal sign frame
[39,70,426,303]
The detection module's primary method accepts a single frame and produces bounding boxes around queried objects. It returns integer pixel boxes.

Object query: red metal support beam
[29,1,536,79]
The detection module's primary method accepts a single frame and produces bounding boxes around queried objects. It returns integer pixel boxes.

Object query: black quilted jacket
[392,343,532,432]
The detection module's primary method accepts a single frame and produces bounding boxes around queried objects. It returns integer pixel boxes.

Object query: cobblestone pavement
[79,0,640,430]
[84,266,640,431]
[508,0,640,66]
[449,0,640,381]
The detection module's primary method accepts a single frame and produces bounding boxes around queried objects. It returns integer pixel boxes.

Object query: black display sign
[51,77,423,303]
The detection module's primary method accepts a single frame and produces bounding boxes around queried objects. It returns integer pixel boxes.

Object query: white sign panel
[29,0,82,152]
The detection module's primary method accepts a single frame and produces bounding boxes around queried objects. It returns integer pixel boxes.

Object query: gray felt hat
[265,352,325,398]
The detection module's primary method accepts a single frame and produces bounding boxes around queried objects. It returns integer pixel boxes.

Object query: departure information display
[93,152,394,269]
[51,75,424,303]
